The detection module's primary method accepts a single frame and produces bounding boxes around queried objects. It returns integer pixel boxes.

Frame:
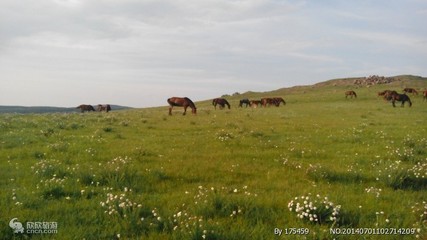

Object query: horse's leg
[392,100,396,107]
[169,107,173,115]
[183,106,187,115]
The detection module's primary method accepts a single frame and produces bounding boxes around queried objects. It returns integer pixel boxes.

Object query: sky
[1,0,426,108]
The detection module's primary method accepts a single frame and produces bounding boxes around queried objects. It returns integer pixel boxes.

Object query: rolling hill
[1,75,425,114]
[0,105,132,114]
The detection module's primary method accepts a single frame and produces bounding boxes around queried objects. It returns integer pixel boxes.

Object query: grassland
[1,75,426,239]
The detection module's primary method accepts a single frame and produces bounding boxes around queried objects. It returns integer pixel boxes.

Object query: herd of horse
[166,88,426,115]
[76,104,111,113]
[165,97,286,115]
[349,87,427,107]
[166,97,288,115]
[76,87,427,115]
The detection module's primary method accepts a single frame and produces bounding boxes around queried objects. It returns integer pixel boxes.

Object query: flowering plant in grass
[288,193,341,225]
[99,188,143,218]
[412,201,427,224]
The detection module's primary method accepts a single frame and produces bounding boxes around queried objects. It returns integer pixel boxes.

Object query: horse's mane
[184,97,196,109]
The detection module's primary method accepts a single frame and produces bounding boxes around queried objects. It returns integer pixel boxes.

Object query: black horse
[76,104,95,112]
[389,93,412,107]
[167,97,197,115]
[239,99,250,108]
[212,98,230,109]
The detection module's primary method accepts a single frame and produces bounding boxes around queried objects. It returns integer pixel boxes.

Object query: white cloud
[0,0,426,107]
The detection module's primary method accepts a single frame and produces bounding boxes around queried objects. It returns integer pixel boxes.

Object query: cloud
[1,0,426,107]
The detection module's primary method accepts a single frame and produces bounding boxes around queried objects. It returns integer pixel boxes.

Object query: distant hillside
[209,74,427,107]
[312,74,426,88]
[232,74,426,97]
[0,105,132,114]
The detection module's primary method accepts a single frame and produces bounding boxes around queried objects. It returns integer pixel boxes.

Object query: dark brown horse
[389,92,412,107]
[272,97,286,106]
[261,97,285,107]
[403,88,418,95]
[345,90,357,99]
[167,97,197,115]
[97,104,111,112]
[212,98,230,109]
[239,99,250,107]
[76,104,95,112]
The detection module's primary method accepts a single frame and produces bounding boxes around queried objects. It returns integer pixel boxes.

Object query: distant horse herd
[162,97,287,115]
[76,87,427,115]
[76,104,111,113]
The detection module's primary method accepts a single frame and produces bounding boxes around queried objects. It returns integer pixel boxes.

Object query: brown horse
[250,100,262,108]
[76,104,95,112]
[261,97,286,107]
[345,91,357,99]
[377,90,390,97]
[97,104,111,112]
[239,99,250,107]
[389,92,412,107]
[403,88,418,95]
[382,90,398,101]
[167,97,197,115]
[212,98,231,109]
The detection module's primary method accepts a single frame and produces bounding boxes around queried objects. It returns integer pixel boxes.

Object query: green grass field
[1,76,426,239]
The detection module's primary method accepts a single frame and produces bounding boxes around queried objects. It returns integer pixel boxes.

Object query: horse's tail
[212,99,216,106]
[354,92,357,98]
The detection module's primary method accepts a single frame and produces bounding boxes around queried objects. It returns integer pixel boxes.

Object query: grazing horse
[250,100,262,108]
[239,99,250,108]
[167,97,197,115]
[76,104,95,112]
[212,98,231,109]
[272,97,286,106]
[345,91,357,99]
[260,98,275,107]
[97,104,111,112]
[389,92,412,107]
[403,88,418,95]
[261,97,285,107]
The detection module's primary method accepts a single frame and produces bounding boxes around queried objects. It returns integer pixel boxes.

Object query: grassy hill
[1,75,426,239]
[0,105,132,114]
